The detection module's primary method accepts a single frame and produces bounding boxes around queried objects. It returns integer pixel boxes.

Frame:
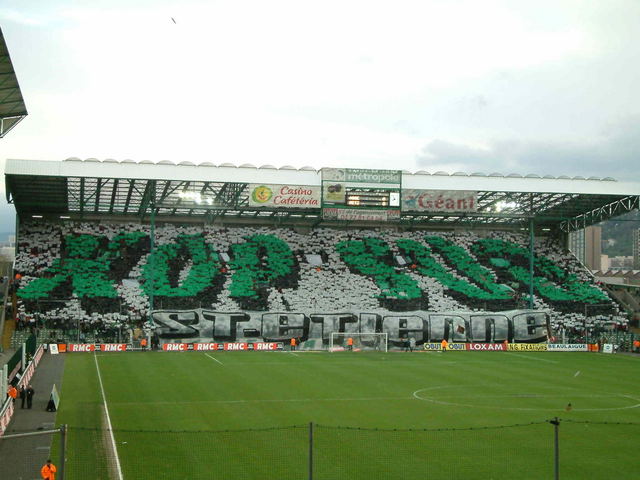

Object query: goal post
[329,332,388,352]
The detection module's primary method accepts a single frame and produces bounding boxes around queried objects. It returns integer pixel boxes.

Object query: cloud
[0,8,43,26]
[416,116,640,180]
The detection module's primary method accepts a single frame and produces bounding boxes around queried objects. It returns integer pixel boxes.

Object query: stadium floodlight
[494,201,519,212]
[329,332,388,352]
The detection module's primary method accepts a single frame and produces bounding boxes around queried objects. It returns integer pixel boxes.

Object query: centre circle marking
[412,386,640,412]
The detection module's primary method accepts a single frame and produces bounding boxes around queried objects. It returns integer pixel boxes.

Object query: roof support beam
[79,177,85,215]
[109,178,119,214]
[94,178,105,213]
[123,180,135,214]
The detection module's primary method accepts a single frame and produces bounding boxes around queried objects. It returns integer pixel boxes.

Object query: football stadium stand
[4,158,640,349]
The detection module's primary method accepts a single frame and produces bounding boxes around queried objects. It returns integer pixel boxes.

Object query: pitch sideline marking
[412,386,640,412]
[94,354,124,480]
[205,353,224,365]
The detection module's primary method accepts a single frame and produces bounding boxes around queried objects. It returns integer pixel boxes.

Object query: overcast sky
[1,0,639,230]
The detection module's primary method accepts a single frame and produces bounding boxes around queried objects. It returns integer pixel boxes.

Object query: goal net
[329,333,388,352]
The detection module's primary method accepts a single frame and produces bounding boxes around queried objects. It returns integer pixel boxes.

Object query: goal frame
[329,332,388,352]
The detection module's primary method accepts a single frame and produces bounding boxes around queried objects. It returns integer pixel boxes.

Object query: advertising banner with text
[67,344,96,352]
[465,343,506,351]
[402,190,477,213]
[248,184,320,208]
[547,344,587,352]
[322,208,401,222]
[423,343,467,351]
[322,168,402,184]
[99,344,128,352]
[508,343,548,352]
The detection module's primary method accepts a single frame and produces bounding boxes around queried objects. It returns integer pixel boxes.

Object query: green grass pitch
[55,351,640,479]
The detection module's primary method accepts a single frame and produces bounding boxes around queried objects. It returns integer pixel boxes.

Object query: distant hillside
[599,210,640,257]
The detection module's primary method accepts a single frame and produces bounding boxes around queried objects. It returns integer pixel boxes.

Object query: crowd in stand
[8,221,629,344]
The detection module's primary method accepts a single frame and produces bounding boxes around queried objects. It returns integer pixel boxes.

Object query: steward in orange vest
[41,459,57,480]
[441,339,448,352]
[8,385,18,403]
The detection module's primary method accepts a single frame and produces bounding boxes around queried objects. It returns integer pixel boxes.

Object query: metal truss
[559,195,640,232]
[7,171,639,231]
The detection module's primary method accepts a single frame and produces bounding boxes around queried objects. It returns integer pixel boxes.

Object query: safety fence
[2,419,638,480]
[559,331,638,351]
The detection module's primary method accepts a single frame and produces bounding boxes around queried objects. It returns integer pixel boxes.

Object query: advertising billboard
[248,184,320,208]
[402,190,477,213]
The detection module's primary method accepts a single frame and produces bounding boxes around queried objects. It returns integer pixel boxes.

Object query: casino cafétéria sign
[248,184,321,208]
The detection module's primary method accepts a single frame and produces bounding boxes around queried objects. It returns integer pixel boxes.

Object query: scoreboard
[321,168,401,222]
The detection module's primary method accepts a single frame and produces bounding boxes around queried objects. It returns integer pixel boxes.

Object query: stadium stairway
[602,284,640,320]
[0,351,65,479]
[1,314,15,352]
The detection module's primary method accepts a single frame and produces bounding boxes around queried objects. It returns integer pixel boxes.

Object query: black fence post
[308,422,314,480]
[550,417,560,480]
[59,424,67,480]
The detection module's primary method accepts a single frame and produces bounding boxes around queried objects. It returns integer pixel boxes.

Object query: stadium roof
[0,28,27,138]
[5,158,640,232]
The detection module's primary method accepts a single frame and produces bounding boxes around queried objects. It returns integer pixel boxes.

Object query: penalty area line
[94,354,124,480]
[205,353,224,365]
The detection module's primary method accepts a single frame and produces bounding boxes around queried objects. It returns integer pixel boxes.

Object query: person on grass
[441,338,448,352]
